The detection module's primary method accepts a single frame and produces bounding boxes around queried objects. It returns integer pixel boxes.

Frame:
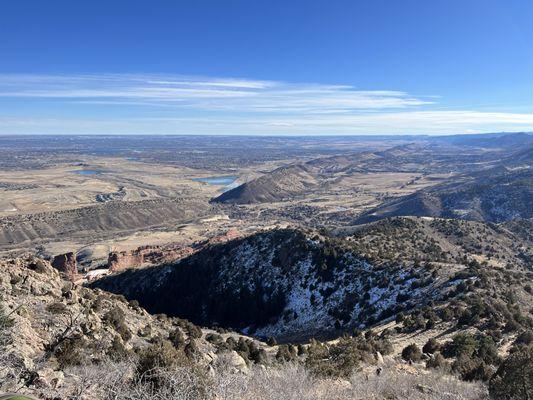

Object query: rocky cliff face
[0,257,263,397]
[51,252,78,280]
[108,245,195,272]
[106,230,241,272]
[107,249,144,272]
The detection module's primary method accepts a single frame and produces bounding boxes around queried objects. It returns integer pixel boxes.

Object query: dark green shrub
[504,319,522,333]
[29,259,48,273]
[402,315,426,333]
[476,335,500,365]
[185,322,203,339]
[214,340,232,352]
[457,309,479,327]
[249,343,268,365]
[136,340,189,384]
[205,333,223,345]
[489,349,533,400]
[373,337,393,355]
[61,282,73,296]
[236,337,250,359]
[168,327,185,348]
[513,330,533,349]
[0,297,14,339]
[115,320,131,342]
[450,333,478,358]
[306,337,361,378]
[364,329,376,340]
[91,296,104,312]
[425,318,436,330]
[276,344,296,362]
[103,306,124,324]
[426,352,449,370]
[225,336,237,349]
[185,338,200,360]
[440,307,454,322]
[423,338,441,354]
[107,336,130,361]
[54,334,88,368]
[103,306,132,342]
[128,299,140,309]
[138,324,152,338]
[469,362,495,382]
[401,343,422,362]
[453,355,494,381]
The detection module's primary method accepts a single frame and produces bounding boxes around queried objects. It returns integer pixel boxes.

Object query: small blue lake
[192,175,239,192]
[72,169,102,175]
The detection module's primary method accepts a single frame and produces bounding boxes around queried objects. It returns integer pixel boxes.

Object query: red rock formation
[143,246,195,264]
[51,252,78,280]
[207,229,241,245]
[106,230,241,273]
[108,244,195,272]
[107,249,144,272]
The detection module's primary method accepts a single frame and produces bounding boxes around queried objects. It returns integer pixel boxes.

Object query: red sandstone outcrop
[207,228,241,245]
[107,249,143,272]
[107,230,241,272]
[51,252,78,280]
[108,245,194,272]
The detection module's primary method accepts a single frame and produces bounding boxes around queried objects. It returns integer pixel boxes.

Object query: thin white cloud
[0,73,432,113]
[0,74,532,135]
[145,79,274,89]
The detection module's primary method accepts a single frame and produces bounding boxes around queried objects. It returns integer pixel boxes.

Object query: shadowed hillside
[93,220,532,342]
[354,167,532,224]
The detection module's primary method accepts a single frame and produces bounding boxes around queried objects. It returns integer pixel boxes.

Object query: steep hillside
[2,231,531,398]
[92,223,532,342]
[0,257,273,397]
[0,197,208,249]
[339,216,532,269]
[501,144,533,166]
[2,255,507,400]
[212,164,319,204]
[354,167,532,224]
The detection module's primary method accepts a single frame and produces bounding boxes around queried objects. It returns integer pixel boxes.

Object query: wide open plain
[0,134,530,269]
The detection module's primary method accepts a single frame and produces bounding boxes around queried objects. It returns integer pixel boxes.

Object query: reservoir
[72,169,102,175]
[193,175,238,192]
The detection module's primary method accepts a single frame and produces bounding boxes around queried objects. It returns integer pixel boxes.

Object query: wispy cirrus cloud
[0,73,532,135]
[0,73,431,114]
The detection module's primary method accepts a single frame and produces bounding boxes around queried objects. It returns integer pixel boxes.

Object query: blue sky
[1,0,533,135]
